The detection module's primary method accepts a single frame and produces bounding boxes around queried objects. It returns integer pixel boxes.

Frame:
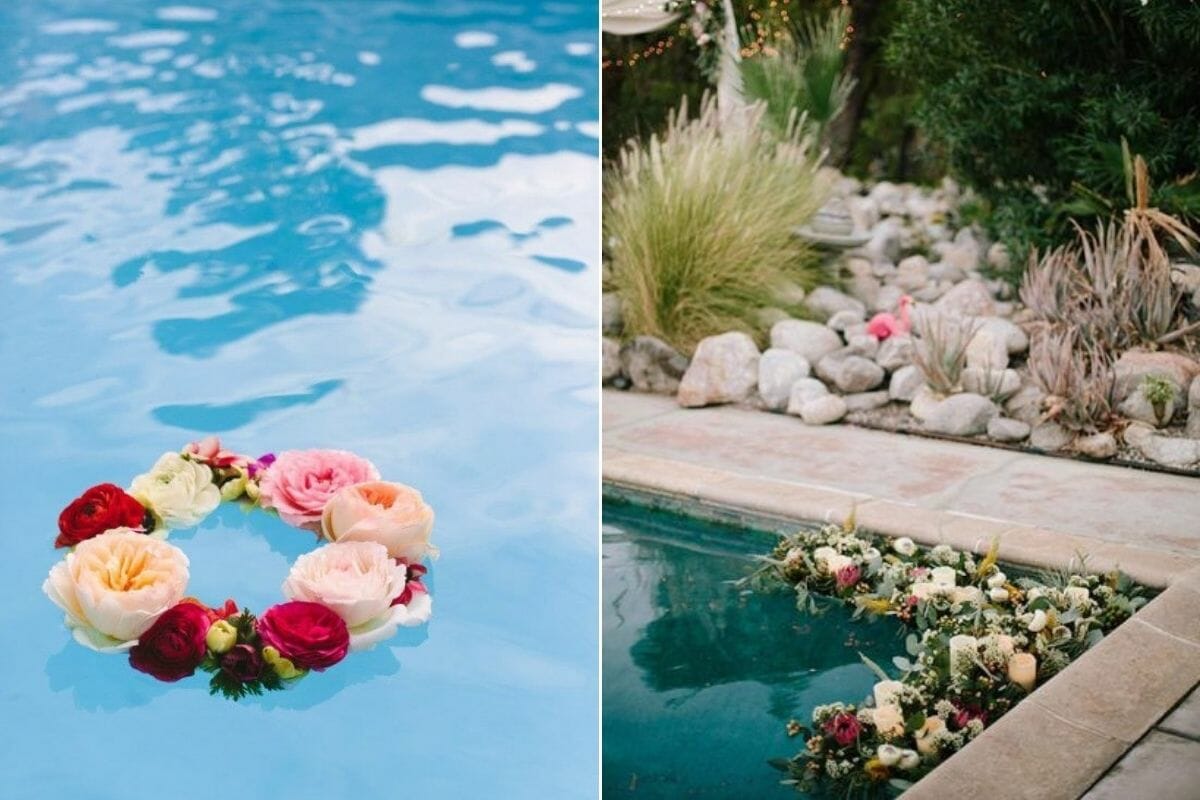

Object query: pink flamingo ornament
[866,295,913,340]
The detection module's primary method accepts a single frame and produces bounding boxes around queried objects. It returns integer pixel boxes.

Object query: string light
[603,0,846,70]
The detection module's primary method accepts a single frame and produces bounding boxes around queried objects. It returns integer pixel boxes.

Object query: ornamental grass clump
[604,96,829,354]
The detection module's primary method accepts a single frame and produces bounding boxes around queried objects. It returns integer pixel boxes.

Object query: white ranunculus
[892,537,916,556]
[43,528,190,652]
[129,452,220,529]
[987,571,1007,589]
[988,587,1009,603]
[950,586,984,606]
[876,744,901,767]
[1027,609,1048,632]
[873,680,904,709]
[930,566,957,588]
[1064,586,1090,607]
[898,749,921,770]
[283,540,406,629]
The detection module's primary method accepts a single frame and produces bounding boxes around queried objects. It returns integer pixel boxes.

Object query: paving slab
[604,391,1200,559]
[1082,730,1200,800]
[1159,686,1200,741]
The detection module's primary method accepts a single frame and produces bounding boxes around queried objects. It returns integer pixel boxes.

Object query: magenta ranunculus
[823,712,862,747]
[257,450,379,529]
[835,564,861,589]
[257,601,350,671]
[951,703,987,730]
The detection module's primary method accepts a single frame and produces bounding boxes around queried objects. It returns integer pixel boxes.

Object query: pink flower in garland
[183,436,246,469]
[257,449,379,529]
[835,564,861,590]
[393,562,428,607]
[951,703,987,730]
[823,711,862,747]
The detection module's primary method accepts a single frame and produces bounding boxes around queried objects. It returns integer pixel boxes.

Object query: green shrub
[739,6,853,145]
[604,97,829,353]
[887,0,1200,261]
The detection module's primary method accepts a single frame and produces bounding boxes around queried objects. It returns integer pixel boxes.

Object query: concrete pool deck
[603,390,1200,800]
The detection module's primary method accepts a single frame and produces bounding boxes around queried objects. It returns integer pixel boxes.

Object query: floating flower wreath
[742,518,1148,796]
[42,437,435,701]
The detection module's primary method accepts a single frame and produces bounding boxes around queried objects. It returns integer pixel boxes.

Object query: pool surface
[0,2,597,797]
[603,503,904,799]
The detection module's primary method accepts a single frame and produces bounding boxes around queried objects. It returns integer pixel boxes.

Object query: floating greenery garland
[741,516,1148,796]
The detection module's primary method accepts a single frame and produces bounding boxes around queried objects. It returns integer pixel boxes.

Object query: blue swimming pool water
[603,503,903,799]
[0,3,598,797]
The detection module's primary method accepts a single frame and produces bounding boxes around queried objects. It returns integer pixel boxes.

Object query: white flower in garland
[129,452,220,529]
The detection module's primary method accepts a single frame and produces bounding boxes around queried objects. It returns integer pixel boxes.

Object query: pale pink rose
[258,449,380,529]
[320,481,435,562]
[42,528,190,651]
[282,541,427,651]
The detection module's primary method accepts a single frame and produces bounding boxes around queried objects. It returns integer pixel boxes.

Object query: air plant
[1026,328,1117,434]
[910,315,981,395]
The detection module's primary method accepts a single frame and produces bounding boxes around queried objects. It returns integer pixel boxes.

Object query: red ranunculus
[823,711,863,747]
[129,601,211,682]
[56,483,148,548]
[256,601,349,671]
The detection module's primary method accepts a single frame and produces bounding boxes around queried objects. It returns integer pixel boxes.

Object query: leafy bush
[887,0,1200,260]
[739,6,853,145]
[604,97,828,353]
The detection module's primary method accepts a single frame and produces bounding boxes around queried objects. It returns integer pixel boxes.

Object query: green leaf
[905,633,920,656]
[892,656,914,672]
[905,712,926,733]
[859,652,892,682]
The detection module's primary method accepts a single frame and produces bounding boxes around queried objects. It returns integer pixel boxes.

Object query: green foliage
[199,609,291,701]
[739,6,853,144]
[604,97,829,353]
[887,0,1200,257]
[1141,374,1176,408]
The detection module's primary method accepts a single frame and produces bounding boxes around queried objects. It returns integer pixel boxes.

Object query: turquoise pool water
[0,2,597,797]
[603,504,903,799]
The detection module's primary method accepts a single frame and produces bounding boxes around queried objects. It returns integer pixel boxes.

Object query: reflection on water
[0,1,597,797]
[603,504,902,799]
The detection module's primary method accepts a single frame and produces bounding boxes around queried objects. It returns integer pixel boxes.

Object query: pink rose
[257,450,379,529]
[823,711,862,747]
[835,564,861,589]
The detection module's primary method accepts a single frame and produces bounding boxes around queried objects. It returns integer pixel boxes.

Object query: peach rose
[42,528,190,652]
[320,481,435,562]
[258,449,380,529]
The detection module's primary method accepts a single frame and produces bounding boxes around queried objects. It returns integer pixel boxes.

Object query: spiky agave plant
[910,315,981,395]
[739,6,854,146]
[604,96,830,353]
[1026,328,1117,433]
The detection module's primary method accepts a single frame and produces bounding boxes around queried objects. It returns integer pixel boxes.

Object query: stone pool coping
[603,392,1200,799]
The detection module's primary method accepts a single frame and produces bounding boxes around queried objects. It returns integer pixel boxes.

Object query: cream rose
[282,540,430,651]
[42,528,190,652]
[320,481,435,562]
[129,452,220,529]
